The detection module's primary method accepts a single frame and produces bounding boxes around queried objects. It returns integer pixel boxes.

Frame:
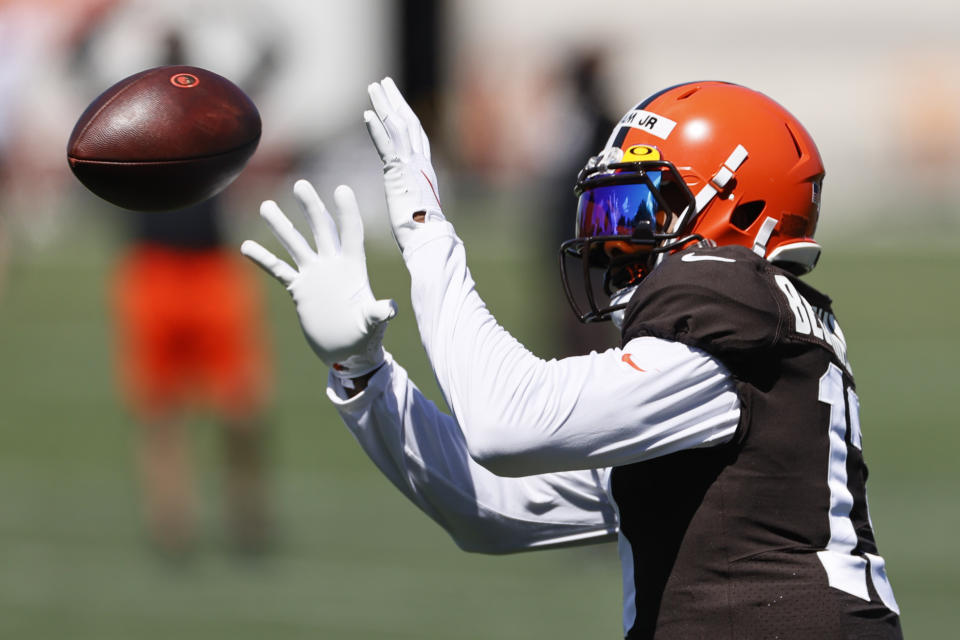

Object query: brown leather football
[67,65,261,211]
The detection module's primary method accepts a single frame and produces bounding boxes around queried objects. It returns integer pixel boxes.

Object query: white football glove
[364,77,444,251]
[241,180,396,379]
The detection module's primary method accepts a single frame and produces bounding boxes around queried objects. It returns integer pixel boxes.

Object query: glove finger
[368,81,411,157]
[421,127,432,161]
[259,199,315,268]
[367,81,394,123]
[381,76,425,155]
[293,179,339,257]
[240,240,298,287]
[331,184,365,261]
[364,298,398,327]
[364,110,394,162]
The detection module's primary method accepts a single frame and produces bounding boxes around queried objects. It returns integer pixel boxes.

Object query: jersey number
[817,363,899,613]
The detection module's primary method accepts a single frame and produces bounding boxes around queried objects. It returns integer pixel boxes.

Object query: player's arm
[329,355,618,553]
[365,78,741,477]
[241,180,617,553]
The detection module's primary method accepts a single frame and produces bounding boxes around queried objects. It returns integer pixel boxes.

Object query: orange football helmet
[561,81,825,322]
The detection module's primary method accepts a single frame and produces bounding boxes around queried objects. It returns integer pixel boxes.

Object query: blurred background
[1,0,958,637]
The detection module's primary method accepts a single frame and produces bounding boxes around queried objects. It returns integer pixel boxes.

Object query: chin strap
[751,216,779,257]
[694,144,749,213]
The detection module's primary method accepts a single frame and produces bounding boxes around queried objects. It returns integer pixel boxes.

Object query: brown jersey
[615,245,902,639]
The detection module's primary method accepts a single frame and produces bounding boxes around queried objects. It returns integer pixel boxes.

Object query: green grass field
[0,198,957,638]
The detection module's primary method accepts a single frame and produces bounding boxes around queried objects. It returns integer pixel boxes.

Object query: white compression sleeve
[327,354,619,553]
[401,220,741,477]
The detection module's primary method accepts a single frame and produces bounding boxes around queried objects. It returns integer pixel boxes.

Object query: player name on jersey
[774,274,851,374]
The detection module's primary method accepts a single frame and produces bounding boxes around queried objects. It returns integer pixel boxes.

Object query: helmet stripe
[637,82,698,108]
[636,80,737,109]
[611,125,629,149]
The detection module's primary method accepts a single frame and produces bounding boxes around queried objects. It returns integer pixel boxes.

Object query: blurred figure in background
[544,49,619,356]
[450,45,620,357]
[73,7,280,556]
[112,193,273,556]
[0,0,120,296]
[0,4,15,299]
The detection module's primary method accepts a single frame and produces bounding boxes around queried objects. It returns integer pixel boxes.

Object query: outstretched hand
[364,77,444,250]
[241,180,396,379]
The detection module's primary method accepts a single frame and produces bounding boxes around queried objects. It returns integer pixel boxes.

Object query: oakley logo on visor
[616,109,677,140]
[623,145,661,162]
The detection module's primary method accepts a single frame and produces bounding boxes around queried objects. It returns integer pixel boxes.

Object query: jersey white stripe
[618,532,637,635]
[817,549,869,600]
[866,553,901,614]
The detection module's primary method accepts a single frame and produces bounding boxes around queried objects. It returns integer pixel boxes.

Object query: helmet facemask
[560,155,699,323]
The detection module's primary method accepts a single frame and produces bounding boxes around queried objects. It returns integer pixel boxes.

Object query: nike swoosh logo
[681,253,736,263]
[621,353,645,372]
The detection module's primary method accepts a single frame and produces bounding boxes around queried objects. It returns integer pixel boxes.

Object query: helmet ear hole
[730,200,766,231]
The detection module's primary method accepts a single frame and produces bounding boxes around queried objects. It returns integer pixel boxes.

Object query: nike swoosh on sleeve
[680,253,736,263]
[621,353,646,372]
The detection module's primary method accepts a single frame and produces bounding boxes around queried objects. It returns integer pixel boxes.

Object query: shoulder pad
[620,245,786,358]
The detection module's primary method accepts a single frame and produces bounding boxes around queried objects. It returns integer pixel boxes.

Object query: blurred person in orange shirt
[111,194,273,556]
[74,8,280,555]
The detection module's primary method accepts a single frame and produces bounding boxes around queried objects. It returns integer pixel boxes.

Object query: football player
[242,79,903,638]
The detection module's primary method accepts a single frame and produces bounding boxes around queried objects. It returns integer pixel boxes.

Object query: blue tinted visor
[575,173,663,239]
